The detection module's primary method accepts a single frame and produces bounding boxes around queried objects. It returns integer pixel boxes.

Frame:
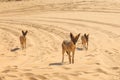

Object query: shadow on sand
[11,47,20,52]
[49,62,63,66]
[76,47,83,51]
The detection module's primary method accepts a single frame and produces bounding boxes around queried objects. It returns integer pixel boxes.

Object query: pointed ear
[25,30,28,35]
[87,34,89,37]
[22,30,25,35]
[75,33,80,41]
[24,30,28,36]
[84,33,86,36]
[78,33,80,37]
[22,30,28,36]
[70,32,74,39]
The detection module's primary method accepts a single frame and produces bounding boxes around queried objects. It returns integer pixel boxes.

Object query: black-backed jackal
[20,30,28,50]
[81,33,89,50]
[62,33,80,64]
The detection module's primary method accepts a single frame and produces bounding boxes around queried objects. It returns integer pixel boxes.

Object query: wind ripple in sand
[0,0,120,80]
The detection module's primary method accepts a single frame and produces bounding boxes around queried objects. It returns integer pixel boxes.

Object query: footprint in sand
[69,73,80,76]
[36,75,47,80]
[111,67,119,70]
[24,72,48,80]
[2,69,17,73]
[22,69,32,71]
[24,73,38,80]
[2,66,18,73]
[62,67,71,70]
[24,73,34,76]
[6,74,17,78]
[95,68,108,75]
[95,62,101,65]
[52,72,69,80]
[112,48,119,54]
[104,50,113,54]
[2,69,10,73]
[0,76,5,80]
[29,77,38,80]
[85,54,95,57]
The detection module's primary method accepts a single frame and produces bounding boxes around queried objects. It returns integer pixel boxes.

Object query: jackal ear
[22,30,25,35]
[70,32,74,40]
[22,30,28,36]
[24,30,28,36]
[84,33,87,36]
[77,33,80,37]
[87,34,89,37]
[75,33,80,41]
[77,33,81,37]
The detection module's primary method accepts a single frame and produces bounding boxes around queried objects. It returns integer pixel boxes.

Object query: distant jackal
[81,33,89,50]
[20,30,28,50]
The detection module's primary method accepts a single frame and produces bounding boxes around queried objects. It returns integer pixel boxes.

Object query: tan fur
[81,33,89,50]
[20,30,28,50]
[62,33,80,64]
[20,36,26,49]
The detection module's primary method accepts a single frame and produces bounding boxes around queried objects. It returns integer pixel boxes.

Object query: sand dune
[0,0,120,80]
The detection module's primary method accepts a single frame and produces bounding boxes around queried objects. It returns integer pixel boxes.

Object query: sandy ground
[0,0,120,80]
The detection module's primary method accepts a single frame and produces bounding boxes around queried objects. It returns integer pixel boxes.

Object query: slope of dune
[0,0,120,80]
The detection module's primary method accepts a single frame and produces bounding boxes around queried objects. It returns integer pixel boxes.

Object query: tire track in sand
[0,12,120,80]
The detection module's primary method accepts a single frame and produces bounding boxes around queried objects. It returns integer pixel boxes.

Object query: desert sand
[0,0,120,80]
